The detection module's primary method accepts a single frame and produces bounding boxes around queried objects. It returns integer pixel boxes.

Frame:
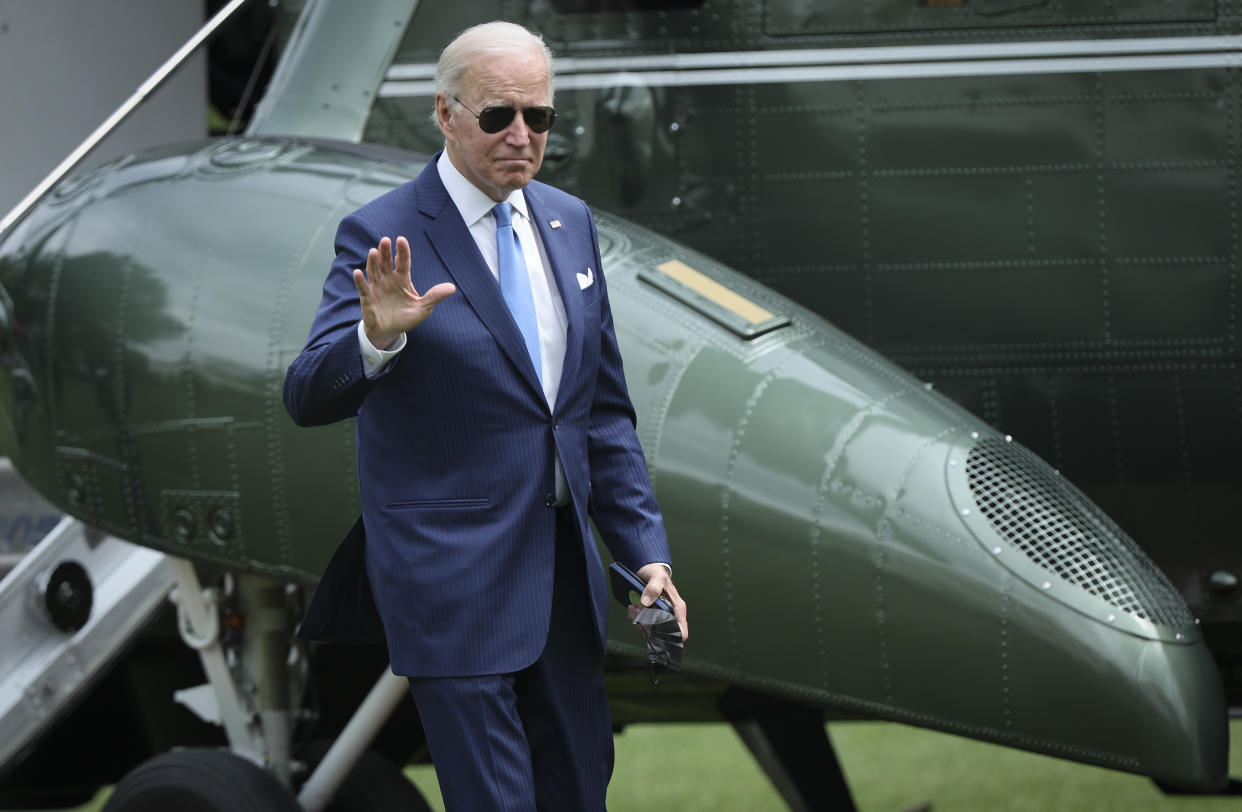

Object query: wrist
[365,328,400,351]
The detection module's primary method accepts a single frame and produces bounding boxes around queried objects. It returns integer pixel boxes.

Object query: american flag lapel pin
[549,220,562,229]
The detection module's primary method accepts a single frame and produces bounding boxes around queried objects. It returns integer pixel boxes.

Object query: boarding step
[0,518,175,772]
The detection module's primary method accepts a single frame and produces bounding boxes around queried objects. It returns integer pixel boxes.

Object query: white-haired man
[286,21,688,810]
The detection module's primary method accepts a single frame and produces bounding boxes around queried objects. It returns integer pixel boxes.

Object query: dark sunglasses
[453,96,557,134]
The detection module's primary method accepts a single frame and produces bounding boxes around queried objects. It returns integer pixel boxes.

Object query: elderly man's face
[439,50,551,202]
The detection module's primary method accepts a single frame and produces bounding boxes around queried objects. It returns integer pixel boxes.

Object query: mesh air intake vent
[966,438,1194,628]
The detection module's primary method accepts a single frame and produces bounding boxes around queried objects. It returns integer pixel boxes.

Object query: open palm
[354,235,455,349]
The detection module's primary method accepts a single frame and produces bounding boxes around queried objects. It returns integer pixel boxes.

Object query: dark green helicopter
[0,1,1234,809]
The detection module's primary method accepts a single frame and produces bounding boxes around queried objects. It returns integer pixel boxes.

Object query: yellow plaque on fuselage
[640,259,789,339]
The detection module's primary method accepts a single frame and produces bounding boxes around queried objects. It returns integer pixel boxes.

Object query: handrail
[0,0,255,239]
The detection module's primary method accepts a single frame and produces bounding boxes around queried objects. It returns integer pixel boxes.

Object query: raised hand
[354,236,456,349]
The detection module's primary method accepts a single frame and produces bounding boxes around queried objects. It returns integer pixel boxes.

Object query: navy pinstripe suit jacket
[284,156,671,677]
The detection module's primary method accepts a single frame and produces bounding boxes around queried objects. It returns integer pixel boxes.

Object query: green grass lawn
[407,720,1242,811]
[27,720,1242,811]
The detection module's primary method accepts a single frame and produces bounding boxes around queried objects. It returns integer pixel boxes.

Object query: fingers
[372,236,409,280]
[636,567,689,642]
[664,580,689,642]
[360,237,396,280]
[378,236,393,274]
[639,575,664,608]
[354,243,384,295]
[355,237,403,293]
[422,282,457,306]
[395,235,411,274]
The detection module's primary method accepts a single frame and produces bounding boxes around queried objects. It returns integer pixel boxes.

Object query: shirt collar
[437,151,531,228]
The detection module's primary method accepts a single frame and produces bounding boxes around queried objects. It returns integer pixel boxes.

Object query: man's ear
[434,94,453,137]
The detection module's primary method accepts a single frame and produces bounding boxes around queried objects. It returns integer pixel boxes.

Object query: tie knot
[493,201,513,227]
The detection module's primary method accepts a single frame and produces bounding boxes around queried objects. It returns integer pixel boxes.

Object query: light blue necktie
[494,202,542,383]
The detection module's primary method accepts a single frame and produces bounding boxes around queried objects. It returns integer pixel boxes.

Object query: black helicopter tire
[101,748,301,812]
[302,740,433,812]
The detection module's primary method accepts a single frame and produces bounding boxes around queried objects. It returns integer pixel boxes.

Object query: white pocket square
[577,268,594,289]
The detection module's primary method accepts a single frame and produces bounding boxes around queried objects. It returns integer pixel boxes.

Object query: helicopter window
[551,0,705,12]
[765,0,1212,34]
[639,260,790,339]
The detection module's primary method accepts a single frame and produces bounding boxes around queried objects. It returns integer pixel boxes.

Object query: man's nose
[504,112,533,145]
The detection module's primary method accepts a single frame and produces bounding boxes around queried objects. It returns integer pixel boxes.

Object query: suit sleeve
[283,212,385,427]
[582,205,673,572]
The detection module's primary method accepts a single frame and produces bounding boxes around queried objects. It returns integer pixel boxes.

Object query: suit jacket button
[544,494,556,507]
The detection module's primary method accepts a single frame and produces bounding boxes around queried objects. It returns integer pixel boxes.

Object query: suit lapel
[415,162,545,400]
[525,185,584,410]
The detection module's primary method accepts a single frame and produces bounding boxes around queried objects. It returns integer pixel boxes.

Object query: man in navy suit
[284,20,688,811]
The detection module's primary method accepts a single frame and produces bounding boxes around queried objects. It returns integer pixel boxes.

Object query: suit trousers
[408,508,614,811]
